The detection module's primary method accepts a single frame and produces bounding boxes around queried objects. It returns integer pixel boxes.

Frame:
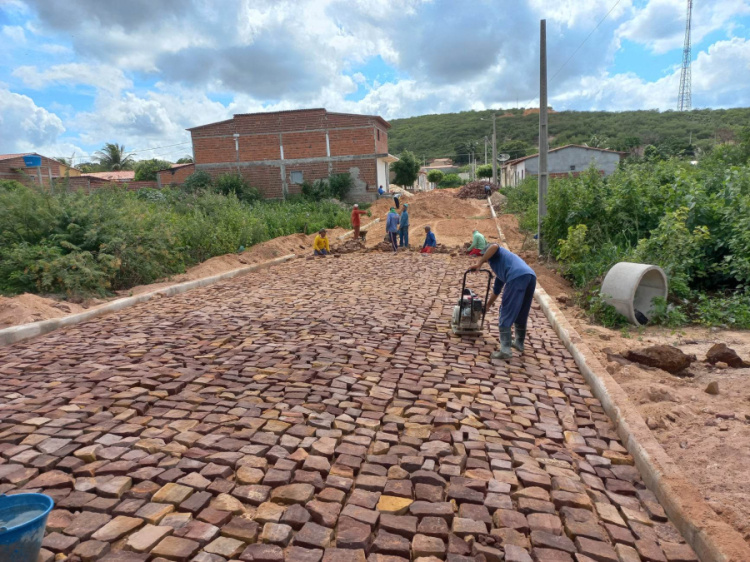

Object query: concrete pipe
[600,262,668,326]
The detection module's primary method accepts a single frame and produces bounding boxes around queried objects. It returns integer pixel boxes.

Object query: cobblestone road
[0,254,696,562]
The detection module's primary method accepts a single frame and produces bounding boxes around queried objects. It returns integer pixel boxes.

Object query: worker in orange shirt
[351,204,369,240]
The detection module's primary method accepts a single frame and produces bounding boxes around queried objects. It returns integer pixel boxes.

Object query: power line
[550,0,623,82]
[64,141,192,163]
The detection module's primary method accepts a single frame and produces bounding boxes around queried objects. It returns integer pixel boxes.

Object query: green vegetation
[502,141,750,329]
[388,107,750,161]
[427,170,444,185]
[0,180,352,299]
[134,159,172,181]
[391,150,421,189]
[477,164,493,179]
[301,173,354,201]
[437,173,464,189]
[93,142,135,171]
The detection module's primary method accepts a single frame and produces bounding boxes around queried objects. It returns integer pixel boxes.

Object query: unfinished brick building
[188,108,396,201]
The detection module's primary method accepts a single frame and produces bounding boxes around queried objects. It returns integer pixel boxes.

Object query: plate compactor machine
[451,269,493,336]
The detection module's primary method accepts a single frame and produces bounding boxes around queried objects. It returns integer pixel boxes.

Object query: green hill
[387,107,750,163]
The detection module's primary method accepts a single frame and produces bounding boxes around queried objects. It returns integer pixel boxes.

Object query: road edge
[487,196,750,562]
[0,253,296,347]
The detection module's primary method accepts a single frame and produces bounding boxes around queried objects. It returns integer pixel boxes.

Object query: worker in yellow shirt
[313,229,331,256]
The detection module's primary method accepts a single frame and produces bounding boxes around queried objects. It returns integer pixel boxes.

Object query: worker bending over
[313,229,331,256]
[421,225,437,254]
[466,230,487,256]
[470,243,536,359]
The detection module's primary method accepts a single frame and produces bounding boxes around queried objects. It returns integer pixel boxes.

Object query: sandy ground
[499,211,750,544]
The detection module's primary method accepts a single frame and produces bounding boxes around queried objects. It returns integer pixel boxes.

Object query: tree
[94,143,135,171]
[477,165,493,179]
[134,159,173,181]
[427,170,444,185]
[176,156,194,164]
[391,151,420,189]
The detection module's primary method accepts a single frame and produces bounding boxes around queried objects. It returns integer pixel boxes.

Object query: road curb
[0,254,296,347]
[488,205,750,562]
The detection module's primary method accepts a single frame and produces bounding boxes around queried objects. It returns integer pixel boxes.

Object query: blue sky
[1,0,750,163]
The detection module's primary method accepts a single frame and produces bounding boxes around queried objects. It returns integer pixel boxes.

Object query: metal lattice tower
[678,0,693,111]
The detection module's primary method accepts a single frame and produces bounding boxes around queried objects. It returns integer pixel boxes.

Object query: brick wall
[188,109,390,201]
[157,164,195,187]
[0,155,68,184]
[282,131,327,159]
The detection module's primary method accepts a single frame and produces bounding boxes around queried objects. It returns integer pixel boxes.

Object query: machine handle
[458,268,494,327]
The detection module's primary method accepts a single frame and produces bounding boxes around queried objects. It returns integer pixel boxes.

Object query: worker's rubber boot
[512,323,527,353]
[491,327,513,359]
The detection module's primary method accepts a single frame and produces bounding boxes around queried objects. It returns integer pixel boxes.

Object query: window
[570,165,576,171]
[290,171,303,184]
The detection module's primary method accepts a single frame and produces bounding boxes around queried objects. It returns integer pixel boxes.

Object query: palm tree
[94,143,135,171]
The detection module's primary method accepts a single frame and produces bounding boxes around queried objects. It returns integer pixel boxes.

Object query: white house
[501,145,626,187]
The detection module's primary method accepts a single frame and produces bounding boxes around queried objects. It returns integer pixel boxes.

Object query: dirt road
[0,252,695,561]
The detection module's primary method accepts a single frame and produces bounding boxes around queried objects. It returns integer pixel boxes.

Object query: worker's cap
[353,204,358,208]
[390,207,395,212]
[319,229,326,234]
[403,204,408,208]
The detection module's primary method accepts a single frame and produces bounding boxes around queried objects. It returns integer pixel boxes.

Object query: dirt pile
[332,238,366,254]
[456,181,500,200]
[624,345,696,374]
[370,190,485,221]
[0,294,84,328]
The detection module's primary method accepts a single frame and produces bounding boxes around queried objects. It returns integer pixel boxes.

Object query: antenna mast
[677,0,692,111]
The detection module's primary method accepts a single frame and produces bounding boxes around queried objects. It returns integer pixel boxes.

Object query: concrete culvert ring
[600,262,668,326]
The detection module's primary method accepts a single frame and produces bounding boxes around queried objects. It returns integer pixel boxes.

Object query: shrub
[214,173,262,203]
[477,164,493,179]
[182,170,214,194]
[438,173,464,188]
[427,170,444,185]
[301,173,353,201]
[0,183,354,298]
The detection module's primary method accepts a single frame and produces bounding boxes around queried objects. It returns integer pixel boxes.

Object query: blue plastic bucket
[0,493,54,562]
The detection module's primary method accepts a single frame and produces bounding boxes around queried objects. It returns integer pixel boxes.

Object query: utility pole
[484,137,488,165]
[538,19,549,255]
[491,114,497,185]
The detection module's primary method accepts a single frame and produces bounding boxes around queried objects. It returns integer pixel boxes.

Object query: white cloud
[0,88,66,152]
[618,0,750,54]
[13,63,132,93]
[1,25,26,43]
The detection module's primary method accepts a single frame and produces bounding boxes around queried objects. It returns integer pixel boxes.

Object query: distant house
[501,145,626,187]
[81,170,135,182]
[187,108,397,202]
[422,158,459,175]
[0,152,80,186]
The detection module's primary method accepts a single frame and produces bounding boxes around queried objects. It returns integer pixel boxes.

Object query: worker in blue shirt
[421,225,437,254]
[469,243,536,359]
[398,204,410,247]
[385,207,399,252]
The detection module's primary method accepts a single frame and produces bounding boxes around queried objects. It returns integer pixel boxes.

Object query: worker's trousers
[498,274,536,328]
[388,232,398,251]
[399,226,409,247]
